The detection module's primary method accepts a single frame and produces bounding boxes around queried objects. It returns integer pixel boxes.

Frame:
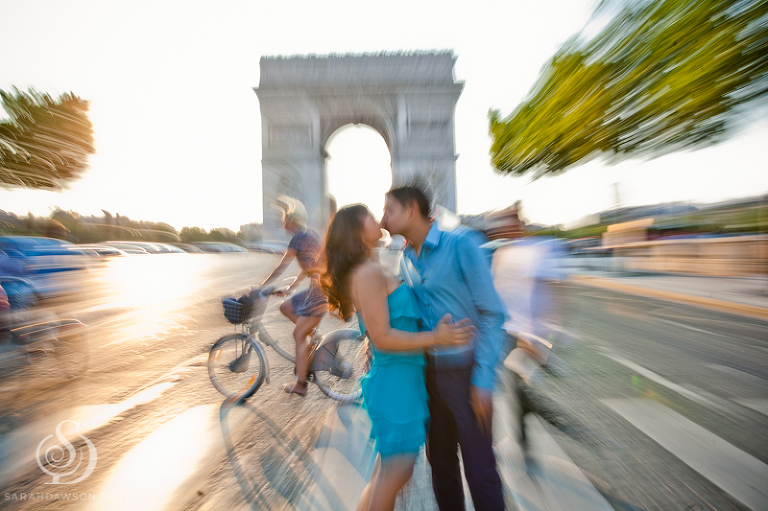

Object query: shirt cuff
[471,365,496,391]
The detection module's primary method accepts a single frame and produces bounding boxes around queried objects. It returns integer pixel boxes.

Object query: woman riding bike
[259,196,327,397]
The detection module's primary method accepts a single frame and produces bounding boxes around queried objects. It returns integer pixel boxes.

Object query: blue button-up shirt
[400,223,506,390]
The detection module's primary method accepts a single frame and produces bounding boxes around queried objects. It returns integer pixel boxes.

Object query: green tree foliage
[180,226,209,243]
[489,0,768,177]
[208,227,241,245]
[0,88,95,189]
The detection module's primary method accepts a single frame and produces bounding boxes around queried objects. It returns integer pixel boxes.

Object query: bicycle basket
[222,296,251,324]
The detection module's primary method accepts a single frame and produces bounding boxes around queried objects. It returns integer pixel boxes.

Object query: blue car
[0,236,86,298]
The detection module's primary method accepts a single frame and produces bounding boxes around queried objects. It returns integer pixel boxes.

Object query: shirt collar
[424,221,442,248]
[404,222,442,258]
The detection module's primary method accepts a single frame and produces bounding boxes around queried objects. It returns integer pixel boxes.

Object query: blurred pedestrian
[323,204,473,511]
[381,184,506,511]
[486,213,591,456]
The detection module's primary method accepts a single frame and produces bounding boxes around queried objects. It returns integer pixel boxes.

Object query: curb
[571,275,768,322]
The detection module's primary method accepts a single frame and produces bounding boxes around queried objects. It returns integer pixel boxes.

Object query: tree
[180,226,209,243]
[208,227,240,244]
[239,223,264,243]
[0,88,95,189]
[489,0,768,177]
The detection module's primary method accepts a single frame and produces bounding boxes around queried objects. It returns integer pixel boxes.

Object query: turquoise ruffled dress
[357,283,429,457]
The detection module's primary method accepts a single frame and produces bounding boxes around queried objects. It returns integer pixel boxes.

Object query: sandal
[283,380,308,397]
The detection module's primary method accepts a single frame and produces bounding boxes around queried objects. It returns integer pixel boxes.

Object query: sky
[1,0,767,232]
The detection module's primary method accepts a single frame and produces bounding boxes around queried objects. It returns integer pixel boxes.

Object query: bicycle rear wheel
[208,333,266,400]
[313,331,367,403]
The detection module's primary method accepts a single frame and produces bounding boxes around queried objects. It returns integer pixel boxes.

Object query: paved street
[525,282,768,511]
[0,253,766,510]
[0,253,340,510]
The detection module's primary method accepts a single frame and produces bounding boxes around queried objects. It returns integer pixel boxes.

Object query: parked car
[0,236,86,298]
[155,243,187,254]
[76,244,128,258]
[105,241,167,254]
[249,241,288,254]
[193,242,248,253]
[0,236,86,273]
[171,243,205,253]
[101,243,152,255]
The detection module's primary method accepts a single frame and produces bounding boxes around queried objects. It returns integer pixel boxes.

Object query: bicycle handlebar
[253,285,290,298]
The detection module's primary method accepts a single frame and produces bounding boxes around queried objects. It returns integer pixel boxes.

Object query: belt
[426,344,474,371]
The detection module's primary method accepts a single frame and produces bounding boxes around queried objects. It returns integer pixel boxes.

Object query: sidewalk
[302,369,613,511]
[569,272,768,321]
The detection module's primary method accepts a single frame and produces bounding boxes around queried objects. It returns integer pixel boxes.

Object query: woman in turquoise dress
[323,204,473,511]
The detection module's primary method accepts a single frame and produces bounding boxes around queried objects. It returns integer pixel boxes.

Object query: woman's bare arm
[261,248,297,287]
[352,262,473,351]
[286,269,306,293]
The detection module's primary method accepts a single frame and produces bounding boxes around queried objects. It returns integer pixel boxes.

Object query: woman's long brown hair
[322,204,370,320]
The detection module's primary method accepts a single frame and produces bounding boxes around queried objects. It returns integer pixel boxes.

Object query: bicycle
[207,285,368,403]
[0,276,89,380]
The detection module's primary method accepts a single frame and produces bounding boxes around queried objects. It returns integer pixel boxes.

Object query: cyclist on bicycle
[259,196,327,396]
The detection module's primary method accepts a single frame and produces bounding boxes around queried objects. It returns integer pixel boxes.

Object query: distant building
[599,203,697,225]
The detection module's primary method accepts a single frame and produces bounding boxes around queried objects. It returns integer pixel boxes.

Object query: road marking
[705,364,768,388]
[525,416,614,511]
[735,399,768,417]
[601,398,768,511]
[598,350,727,412]
[655,317,721,337]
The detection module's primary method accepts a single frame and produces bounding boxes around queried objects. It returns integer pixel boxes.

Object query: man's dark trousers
[425,362,504,511]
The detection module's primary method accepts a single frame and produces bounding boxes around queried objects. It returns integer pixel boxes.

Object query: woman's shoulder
[351,260,387,282]
[349,261,386,309]
[352,261,403,294]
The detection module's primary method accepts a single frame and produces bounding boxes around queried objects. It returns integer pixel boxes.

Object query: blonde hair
[276,195,308,228]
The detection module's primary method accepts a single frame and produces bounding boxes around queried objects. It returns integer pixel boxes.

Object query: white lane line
[654,317,723,337]
[599,350,727,412]
[491,392,550,511]
[735,399,768,417]
[526,416,614,511]
[601,398,768,511]
[705,364,768,388]
[491,387,613,511]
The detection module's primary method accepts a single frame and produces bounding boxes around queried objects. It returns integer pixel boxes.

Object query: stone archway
[254,52,464,234]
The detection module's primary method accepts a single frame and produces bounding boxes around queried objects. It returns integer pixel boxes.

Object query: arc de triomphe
[254,52,463,235]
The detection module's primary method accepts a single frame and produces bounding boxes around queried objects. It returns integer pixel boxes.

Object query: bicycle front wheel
[208,333,266,400]
[313,331,367,403]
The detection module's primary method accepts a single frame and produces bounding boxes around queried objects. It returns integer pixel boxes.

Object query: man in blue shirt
[381,185,506,511]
